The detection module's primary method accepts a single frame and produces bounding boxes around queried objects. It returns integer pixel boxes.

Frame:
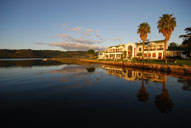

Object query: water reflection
[101,65,166,83]
[50,64,103,88]
[136,71,149,102]
[155,75,173,113]
[178,79,191,91]
[101,64,191,113]
[86,67,96,73]
[0,61,191,126]
[0,60,63,67]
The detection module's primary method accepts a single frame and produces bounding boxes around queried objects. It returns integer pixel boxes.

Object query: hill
[0,49,89,58]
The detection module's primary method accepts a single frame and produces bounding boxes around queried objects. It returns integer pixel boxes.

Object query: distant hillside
[0,49,89,58]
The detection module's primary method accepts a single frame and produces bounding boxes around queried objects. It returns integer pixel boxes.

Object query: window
[144,53,147,57]
[152,53,156,57]
[139,48,142,51]
[158,53,162,59]
[149,53,151,57]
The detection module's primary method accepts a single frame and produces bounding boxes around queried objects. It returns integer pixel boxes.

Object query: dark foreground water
[0,59,191,127]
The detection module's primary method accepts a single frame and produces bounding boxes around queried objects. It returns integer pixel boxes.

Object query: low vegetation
[0,49,88,58]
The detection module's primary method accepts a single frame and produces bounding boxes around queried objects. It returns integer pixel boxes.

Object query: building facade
[98,40,184,60]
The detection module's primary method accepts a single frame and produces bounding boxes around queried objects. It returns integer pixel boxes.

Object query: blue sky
[0,0,190,51]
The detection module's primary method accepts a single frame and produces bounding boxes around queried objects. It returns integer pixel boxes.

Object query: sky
[0,0,190,51]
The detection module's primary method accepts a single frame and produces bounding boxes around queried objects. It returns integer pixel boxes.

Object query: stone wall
[80,59,191,75]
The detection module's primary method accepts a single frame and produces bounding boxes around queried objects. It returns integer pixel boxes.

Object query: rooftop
[108,44,125,48]
[137,40,165,45]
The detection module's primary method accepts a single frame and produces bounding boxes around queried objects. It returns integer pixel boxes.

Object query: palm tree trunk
[163,40,168,60]
[142,71,145,88]
[142,41,145,60]
[162,75,166,91]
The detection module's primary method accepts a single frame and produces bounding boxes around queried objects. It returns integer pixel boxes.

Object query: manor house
[98,40,183,60]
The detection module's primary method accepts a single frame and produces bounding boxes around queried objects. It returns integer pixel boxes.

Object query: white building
[98,40,184,60]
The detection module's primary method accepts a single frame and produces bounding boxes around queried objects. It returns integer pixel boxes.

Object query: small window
[139,48,142,51]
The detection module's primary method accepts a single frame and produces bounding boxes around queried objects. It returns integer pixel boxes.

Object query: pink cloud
[57,33,70,37]
[49,42,104,51]
[71,26,82,32]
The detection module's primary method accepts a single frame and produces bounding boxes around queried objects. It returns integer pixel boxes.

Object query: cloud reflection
[50,65,103,88]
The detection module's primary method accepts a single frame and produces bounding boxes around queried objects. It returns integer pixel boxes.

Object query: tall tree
[157,14,176,60]
[87,49,95,58]
[137,22,151,60]
[179,27,191,57]
[168,42,179,50]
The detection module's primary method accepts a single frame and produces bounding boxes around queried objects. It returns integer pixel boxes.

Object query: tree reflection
[155,75,174,113]
[86,67,96,73]
[136,71,149,102]
[178,79,191,91]
[0,60,63,67]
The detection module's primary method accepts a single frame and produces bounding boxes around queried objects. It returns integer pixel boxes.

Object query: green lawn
[131,59,191,65]
[176,59,191,65]
[86,58,191,65]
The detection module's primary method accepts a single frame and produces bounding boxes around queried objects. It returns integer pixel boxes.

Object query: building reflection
[101,65,165,83]
[101,64,174,113]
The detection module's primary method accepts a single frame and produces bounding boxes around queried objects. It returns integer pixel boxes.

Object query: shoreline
[79,59,191,75]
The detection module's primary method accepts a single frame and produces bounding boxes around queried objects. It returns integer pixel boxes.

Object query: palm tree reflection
[101,65,176,113]
[136,71,149,102]
[86,67,96,73]
[178,79,191,91]
[155,75,173,113]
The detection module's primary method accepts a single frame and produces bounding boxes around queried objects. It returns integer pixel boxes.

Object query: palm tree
[137,22,151,60]
[157,14,176,60]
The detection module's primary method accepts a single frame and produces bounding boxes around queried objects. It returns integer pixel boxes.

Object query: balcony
[144,48,163,51]
[157,48,163,50]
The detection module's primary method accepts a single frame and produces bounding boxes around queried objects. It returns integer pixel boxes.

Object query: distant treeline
[0,60,63,67]
[0,49,88,58]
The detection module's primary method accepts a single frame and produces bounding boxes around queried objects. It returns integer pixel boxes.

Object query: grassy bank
[80,59,191,74]
[131,59,191,65]
[92,58,191,65]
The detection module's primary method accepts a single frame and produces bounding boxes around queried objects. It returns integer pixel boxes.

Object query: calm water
[0,59,191,127]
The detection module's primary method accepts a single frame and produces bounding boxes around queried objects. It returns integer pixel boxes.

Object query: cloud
[49,42,104,51]
[36,42,46,45]
[110,38,122,42]
[86,28,93,33]
[61,24,82,32]
[57,33,70,37]
[82,28,95,37]
[59,34,102,44]
[38,24,123,51]
[71,26,82,32]
[95,34,104,41]
[61,24,70,30]
[82,32,91,36]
